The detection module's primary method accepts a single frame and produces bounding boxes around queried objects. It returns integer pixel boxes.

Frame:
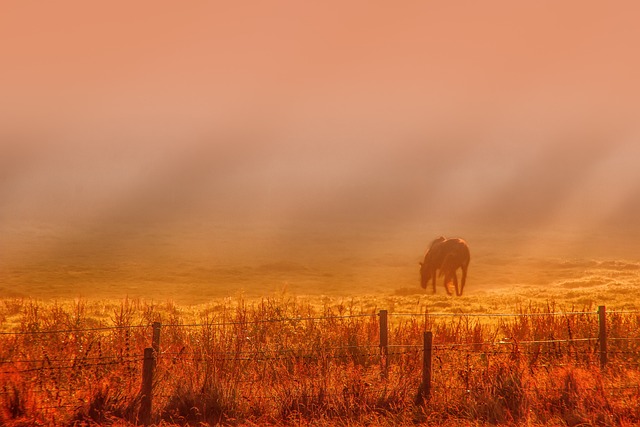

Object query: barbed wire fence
[1,306,640,425]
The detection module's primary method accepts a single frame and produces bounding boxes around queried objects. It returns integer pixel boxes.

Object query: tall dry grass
[0,297,639,426]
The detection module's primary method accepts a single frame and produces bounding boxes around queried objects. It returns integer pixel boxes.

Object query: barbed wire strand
[162,313,376,329]
[391,311,597,318]
[0,324,148,336]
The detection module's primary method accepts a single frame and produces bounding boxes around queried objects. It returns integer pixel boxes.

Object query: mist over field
[2,1,640,303]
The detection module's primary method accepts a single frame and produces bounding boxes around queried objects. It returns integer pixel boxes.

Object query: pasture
[3,220,640,307]
[2,221,640,425]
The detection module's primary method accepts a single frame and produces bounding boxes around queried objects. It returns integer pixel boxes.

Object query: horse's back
[441,238,470,264]
[441,238,468,251]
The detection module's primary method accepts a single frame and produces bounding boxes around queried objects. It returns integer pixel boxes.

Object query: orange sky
[2,1,640,256]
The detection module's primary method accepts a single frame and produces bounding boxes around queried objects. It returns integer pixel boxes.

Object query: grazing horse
[420,237,470,296]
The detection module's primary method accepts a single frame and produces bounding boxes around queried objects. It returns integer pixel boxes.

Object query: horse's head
[419,252,434,289]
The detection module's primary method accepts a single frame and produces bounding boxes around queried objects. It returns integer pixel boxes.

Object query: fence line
[7,307,635,337]
[0,309,634,366]
[3,305,640,425]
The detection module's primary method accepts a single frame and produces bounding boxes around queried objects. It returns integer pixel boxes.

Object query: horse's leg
[431,270,437,294]
[459,262,468,296]
[445,276,453,295]
[453,269,460,296]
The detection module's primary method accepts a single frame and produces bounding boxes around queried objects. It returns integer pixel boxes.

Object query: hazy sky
[2,1,640,261]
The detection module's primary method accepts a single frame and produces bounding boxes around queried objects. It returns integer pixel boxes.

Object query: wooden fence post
[416,331,432,403]
[139,347,155,426]
[379,310,389,379]
[598,305,607,369]
[152,322,161,355]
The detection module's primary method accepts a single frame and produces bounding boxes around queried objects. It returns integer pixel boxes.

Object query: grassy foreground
[1,294,640,426]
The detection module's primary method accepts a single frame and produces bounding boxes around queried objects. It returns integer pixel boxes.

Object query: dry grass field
[3,220,639,304]
[1,291,640,426]
[2,223,640,426]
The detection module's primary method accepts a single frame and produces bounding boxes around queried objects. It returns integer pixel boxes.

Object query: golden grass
[1,295,640,426]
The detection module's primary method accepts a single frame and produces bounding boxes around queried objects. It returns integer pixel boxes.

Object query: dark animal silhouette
[420,237,470,296]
